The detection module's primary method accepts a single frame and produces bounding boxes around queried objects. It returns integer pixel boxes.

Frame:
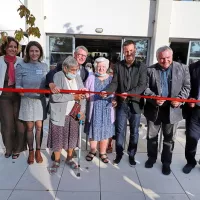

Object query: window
[187,41,200,64]
[123,38,149,64]
[135,40,149,64]
[49,36,73,64]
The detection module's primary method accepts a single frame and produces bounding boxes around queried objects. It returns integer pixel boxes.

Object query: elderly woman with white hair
[47,56,86,173]
[84,57,116,163]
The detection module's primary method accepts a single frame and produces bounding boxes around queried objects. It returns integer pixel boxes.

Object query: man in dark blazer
[102,40,147,166]
[182,60,200,174]
[144,46,190,175]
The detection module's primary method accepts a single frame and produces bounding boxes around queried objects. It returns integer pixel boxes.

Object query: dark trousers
[115,102,141,158]
[0,95,26,154]
[146,106,178,165]
[185,110,200,166]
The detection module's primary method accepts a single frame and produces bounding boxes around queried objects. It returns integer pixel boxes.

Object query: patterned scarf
[4,55,16,86]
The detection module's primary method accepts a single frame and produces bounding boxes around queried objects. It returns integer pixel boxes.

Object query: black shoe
[5,153,12,158]
[145,158,156,168]
[182,164,195,174]
[51,152,55,161]
[129,156,136,167]
[162,164,171,175]
[113,155,122,165]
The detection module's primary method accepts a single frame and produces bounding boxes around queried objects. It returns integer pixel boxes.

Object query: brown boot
[28,150,34,165]
[35,149,43,163]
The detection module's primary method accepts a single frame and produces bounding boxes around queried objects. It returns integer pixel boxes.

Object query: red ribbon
[0,87,199,103]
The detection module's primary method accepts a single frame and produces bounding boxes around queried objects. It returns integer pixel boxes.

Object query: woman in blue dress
[85,57,116,163]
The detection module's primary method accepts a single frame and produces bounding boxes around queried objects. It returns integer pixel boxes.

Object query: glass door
[46,35,75,66]
[121,37,150,65]
[187,41,200,65]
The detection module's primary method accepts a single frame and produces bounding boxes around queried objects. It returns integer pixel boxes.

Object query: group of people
[0,36,200,176]
[0,37,48,164]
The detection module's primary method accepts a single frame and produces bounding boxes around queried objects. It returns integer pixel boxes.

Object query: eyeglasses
[77,53,87,58]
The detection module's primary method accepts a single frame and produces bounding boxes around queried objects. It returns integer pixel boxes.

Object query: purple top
[85,74,115,123]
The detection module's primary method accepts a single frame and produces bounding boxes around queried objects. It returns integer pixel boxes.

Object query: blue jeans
[116,102,141,158]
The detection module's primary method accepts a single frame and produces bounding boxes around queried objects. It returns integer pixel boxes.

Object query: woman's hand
[79,88,89,98]
[49,83,60,94]
[112,100,117,108]
[73,94,85,101]
[73,88,88,101]
[100,91,107,98]
[79,88,87,91]
[78,112,85,121]
[19,88,24,96]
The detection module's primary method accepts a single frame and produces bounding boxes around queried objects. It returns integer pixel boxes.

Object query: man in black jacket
[183,60,200,174]
[102,40,147,166]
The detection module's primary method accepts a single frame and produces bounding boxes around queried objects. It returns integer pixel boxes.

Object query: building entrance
[47,35,150,65]
[75,38,122,63]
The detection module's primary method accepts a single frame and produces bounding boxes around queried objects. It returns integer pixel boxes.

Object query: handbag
[69,102,81,120]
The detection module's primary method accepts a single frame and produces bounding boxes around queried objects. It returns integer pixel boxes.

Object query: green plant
[0,3,41,43]
[15,5,41,41]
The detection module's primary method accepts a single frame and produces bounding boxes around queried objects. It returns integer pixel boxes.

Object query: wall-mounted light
[95,28,103,33]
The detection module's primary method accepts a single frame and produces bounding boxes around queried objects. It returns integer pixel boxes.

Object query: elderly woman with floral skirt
[47,56,86,173]
[85,57,116,163]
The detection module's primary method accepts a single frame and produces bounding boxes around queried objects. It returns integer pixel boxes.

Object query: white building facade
[1,0,200,65]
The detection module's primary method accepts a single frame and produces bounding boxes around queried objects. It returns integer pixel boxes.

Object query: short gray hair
[94,57,109,70]
[156,46,173,59]
[75,46,88,54]
[62,56,78,70]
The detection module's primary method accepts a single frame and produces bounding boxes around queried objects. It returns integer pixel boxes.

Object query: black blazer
[183,60,200,119]
[105,60,147,114]
[80,66,89,83]
[189,60,200,99]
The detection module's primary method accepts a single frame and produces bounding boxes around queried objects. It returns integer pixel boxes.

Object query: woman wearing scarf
[0,36,26,159]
